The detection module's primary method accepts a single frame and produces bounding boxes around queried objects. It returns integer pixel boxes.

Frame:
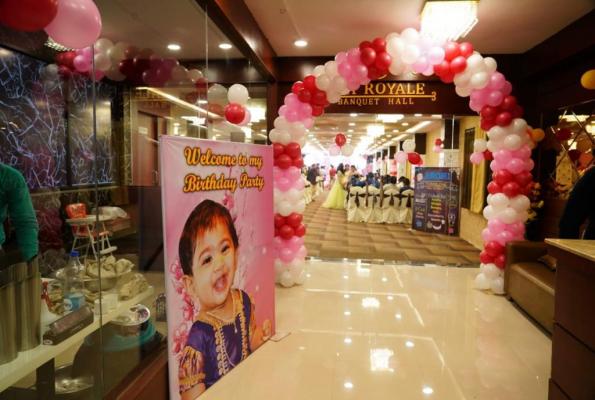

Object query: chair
[303,180,312,204]
[315,177,323,197]
[347,187,365,222]
[397,190,414,224]
[364,186,382,223]
[65,203,117,258]
[382,190,400,223]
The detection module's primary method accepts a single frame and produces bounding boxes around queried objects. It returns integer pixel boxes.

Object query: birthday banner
[160,136,274,399]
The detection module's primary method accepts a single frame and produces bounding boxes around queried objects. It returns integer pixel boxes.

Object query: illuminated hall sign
[337,82,437,106]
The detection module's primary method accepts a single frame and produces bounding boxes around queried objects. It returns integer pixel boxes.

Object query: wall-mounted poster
[412,167,461,236]
[160,136,275,399]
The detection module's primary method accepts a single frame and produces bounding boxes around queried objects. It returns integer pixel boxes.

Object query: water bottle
[62,251,85,313]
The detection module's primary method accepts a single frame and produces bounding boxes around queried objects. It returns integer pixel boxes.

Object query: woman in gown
[323,163,347,210]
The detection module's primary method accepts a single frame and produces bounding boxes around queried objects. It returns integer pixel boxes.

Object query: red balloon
[294,224,306,237]
[133,55,151,72]
[485,241,504,257]
[55,52,66,65]
[277,154,292,170]
[483,150,493,161]
[335,134,347,147]
[480,106,499,120]
[500,95,517,112]
[408,152,421,165]
[514,170,533,187]
[433,60,450,76]
[58,65,72,80]
[444,41,461,61]
[557,128,572,141]
[440,72,455,84]
[0,0,58,32]
[312,91,327,106]
[312,105,325,117]
[274,214,286,229]
[367,65,382,80]
[273,143,285,158]
[63,52,77,69]
[375,52,392,70]
[119,59,136,78]
[479,251,495,265]
[195,78,208,95]
[285,142,302,159]
[495,112,513,127]
[459,42,474,58]
[487,181,502,195]
[435,139,443,146]
[359,40,373,50]
[493,169,513,185]
[449,56,467,74]
[286,213,303,228]
[225,103,245,124]
[519,186,532,197]
[494,254,506,269]
[273,158,279,168]
[511,105,524,119]
[372,38,387,53]
[480,119,496,132]
[568,149,581,161]
[292,81,304,95]
[297,88,312,103]
[502,181,520,197]
[279,225,295,240]
[304,75,317,92]
[292,157,304,169]
[360,47,377,66]
[275,228,279,237]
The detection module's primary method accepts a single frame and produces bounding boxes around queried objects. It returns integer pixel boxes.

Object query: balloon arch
[271,28,544,291]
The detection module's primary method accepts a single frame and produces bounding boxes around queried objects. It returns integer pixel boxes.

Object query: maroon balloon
[433,60,450,76]
[57,65,72,81]
[514,170,533,187]
[511,105,524,119]
[359,40,373,50]
[480,119,496,132]
[367,65,382,80]
[279,225,295,240]
[502,181,520,197]
[360,47,377,66]
[124,46,140,60]
[118,59,136,78]
[311,91,327,106]
[63,51,76,69]
[274,214,286,229]
[312,105,325,117]
[195,77,208,95]
[207,103,225,117]
[156,66,173,84]
[483,151,493,161]
[285,142,302,159]
[273,143,285,158]
[277,154,292,170]
[485,241,504,257]
[297,88,312,103]
[162,58,179,70]
[303,75,317,93]
[142,69,159,86]
[519,186,532,197]
[372,38,387,53]
[55,52,66,65]
[487,181,502,195]
[149,54,164,69]
[286,213,303,229]
[292,157,304,169]
[568,149,581,161]
[493,169,513,185]
[500,95,517,112]
[335,134,347,147]
[494,254,506,269]
[480,106,499,120]
[294,224,306,237]
[374,52,392,70]
[495,112,513,127]
[292,81,304,95]
[0,0,58,32]
[557,128,572,141]
[225,103,245,124]
[133,55,151,72]
[479,251,494,265]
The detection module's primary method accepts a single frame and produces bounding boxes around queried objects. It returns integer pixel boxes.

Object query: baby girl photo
[160,137,275,399]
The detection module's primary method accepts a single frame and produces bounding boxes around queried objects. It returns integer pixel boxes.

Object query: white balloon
[484,57,498,73]
[483,263,501,280]
[287,188,303,203]
[289,122,306,138]
[295,270,307,285]
[487,194,493,204]
[329,144,341,156]
[274,259,287,279]
[342,144,354,156]
[331,75,347,92]
[294,200,306,214]
[386,32,400,42]
[327,91,342,103]
[490,193,509,210]
[488,126,507,141]
[289,258,305,279]
[278,201,293,217]
[490,277,505,295]
[107,41,129,61]
[455,85,472,97]
[106,64,126,81]
[470,72,490,89]
[499,207,518,224]
[389,60,406,76]
[279,131,292,145]
[403,139,416,153]
[207,84,228,106]
[94,53,111,72]
[228,84,249,105]
[401,44,420,64]
[325,61,338,77]
[171,65,189,81]
[454,71,472,88]
[517,210,529,223]
[297,137,307,148]
[313,65,325,76]
[386,37,404,57]
[280,271,295,288]
[315,74,331,91]
[475,273,491,290]
[43,64,59,80]
[274,117,289,131]
[474,138,488,152]
[509,195,530,212]
[483,205,496,220]
[269,128,280,143]
[466,54,485,73]
[401,27,419,44]
[187,69,203,82]
[94,38,114,54]
[503,135,522,151]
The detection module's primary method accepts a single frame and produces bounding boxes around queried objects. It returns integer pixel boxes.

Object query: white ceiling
[95,0,244,60]
[245,0,595,56]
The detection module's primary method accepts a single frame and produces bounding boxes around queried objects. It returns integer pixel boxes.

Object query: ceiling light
[387,135,392,138]
[387,296,393,300]
[350,113,358,117]
[402,123,409,126]
[423,387,434,395]
[349,122,356,126]
[219,43,233,50]
[198,100,208,104]
[421,1,479,41]
[344,338,352,344]
[348,129,354,133]
[344,382,354,389]
[406,121,432,133]
[261,129,267,133]
[168,44,181,51]
[370,348,394,372]
[431,114,442,118]
[393,129,399,133]
[396,313,402,319]
[378,114,404,123]
[362,297,380,308]
[406,341,415,348]
[344,294,350,299]
[294,39,308,47]
[414,113,422,117]
[368,124,384,137]
[344,311,351,316]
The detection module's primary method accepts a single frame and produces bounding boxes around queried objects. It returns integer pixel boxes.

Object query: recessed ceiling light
[393,129,399,133]
[173,122,180,126]
[219,43,232,50]
[344,338,352,344]
[406,341,415,348]
[347,134,352,137]
[387,135,392,138]
[422,387,434,395]
[261,129,267,133]
[349,122,355,126]
[402,123,409,126]
[198,100,208,104]
[348,129,354,133]
[395,313,402,319]
[350,113,358,117]
[414,113,422,117]
[344,382,354,389]
[168,44,181,50]
[294,39,308,47]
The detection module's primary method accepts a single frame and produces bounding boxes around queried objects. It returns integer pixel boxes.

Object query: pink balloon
[488,72,505,90]
[293,178,305,190]
[353,64,368,80]
[486,91,504,107]
[285,109,299,123]
[501,81,513,96]
[273,167,285,181]
[289,236,304,252]
[277,177,292,191]
[338,62,353,78]
[346,79,360,91]
[395,151,408,163]
[488,218,507,233]
[335,52,347,64]
[513,145,531,160]
[470,152,484,164]
[73,55,90,72]
[347,48,361,64]
[524,158,535,171]
[296,245,307,260]
[274,237,284,252]
[285,93,300,108]
[469,100,483,112]
[238,107,251,126]
[360,77,371,85]
[482,228,495,243]
[412,56,429,73]
[300,103,313,117]
[279,105,287,117]
[494,148,513,163]
[507,158,524,174]
[280,248,294,263]
[470,88,488,104]
[287,166,301,182]
[162,58,179,70]
[496,230,514,247]
[507,221,525,236]
[91,69,105,81]
[490,160,504,172]
[302,117,314,129]
[44,0,102,50]
[427,47,445,64]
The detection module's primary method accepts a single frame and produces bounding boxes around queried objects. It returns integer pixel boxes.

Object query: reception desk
[546,239,595,400]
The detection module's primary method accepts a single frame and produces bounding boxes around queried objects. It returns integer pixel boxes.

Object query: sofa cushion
[511,262,556,295]
[538,254,558,271]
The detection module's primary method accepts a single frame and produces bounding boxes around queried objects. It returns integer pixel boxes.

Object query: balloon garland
[328,133,354,156]
[271,28,544,290]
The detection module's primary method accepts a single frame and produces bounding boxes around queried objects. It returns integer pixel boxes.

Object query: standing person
[559,167,595,239]
[329,165,336,187]
[0,163,39,267]
[323,163,347,210]
[307,164,318,201]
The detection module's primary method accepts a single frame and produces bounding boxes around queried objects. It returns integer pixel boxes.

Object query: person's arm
[248,296,271,352]
[559,168,595,239]
[178,345,207,399]
[6,169,38,261]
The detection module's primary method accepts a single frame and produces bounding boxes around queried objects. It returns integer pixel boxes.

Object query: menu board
[412,167,461,236]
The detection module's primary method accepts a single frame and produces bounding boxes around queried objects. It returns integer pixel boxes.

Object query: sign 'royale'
[337,82,437,106]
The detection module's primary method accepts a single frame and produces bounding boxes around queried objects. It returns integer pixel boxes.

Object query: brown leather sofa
[504,241,555,333]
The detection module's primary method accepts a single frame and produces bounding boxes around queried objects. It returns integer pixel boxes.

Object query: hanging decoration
[433,138,444,153]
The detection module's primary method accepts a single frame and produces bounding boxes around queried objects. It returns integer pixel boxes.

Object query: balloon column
[329,134,354,157]
[395,139,422,166]
[433,138,444,154]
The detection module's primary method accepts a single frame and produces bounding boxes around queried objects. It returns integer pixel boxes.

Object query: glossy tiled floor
[201,260,551,400]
